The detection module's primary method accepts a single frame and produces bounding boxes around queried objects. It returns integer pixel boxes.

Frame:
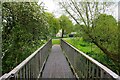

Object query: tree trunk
[61,29,64,38]
[88,33,120,63]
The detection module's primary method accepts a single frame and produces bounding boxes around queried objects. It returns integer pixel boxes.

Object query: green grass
[64,37,118,73]
[64,37,108,60]
[52,39,60,45]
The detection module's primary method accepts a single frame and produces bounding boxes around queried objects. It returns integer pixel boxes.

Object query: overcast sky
[38,0,62,18]
[38,0,120,21]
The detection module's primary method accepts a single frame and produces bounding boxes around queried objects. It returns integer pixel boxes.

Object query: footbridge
[0,39,120,80]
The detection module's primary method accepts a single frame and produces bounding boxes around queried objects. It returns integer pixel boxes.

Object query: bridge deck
[42,45,75,78]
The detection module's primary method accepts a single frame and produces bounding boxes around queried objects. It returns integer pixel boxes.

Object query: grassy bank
[63,37,118,74]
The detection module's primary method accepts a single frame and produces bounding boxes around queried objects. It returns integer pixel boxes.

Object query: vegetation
[2,2,50,74]
[52,39,60,45]
[64,38,118,74]
[59,1,119,74]
[59,15,73,37]
[1,2,73,74]
[1,1,119,76]
[44,12,60,37]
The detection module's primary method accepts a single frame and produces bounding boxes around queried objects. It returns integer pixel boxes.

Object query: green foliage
[73,24,83,37]
[44,12,60,37]
[64,14,119,74]
[92,14,118,56]
[65,38,119,74]
[59,15,73,37]
[2,2,49,74]
[60,0,119,73]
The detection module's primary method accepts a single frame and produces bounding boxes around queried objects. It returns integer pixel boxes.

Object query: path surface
[42,45,75,78]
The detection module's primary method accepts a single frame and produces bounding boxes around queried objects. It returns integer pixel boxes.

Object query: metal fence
[61,39,120,80]
[0,39,52,80]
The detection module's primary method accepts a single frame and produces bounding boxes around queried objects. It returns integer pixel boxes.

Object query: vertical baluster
[38,51,40,72]
[35,54,38,78]
[31,57,35,78]
[81,56,84,78]
[24,65,26,79]
[33,58,35,78]
[83,57,86,78]
[21,68,24,79]
[33,56,36,78]
[85,58,87,78]
[29,60,32,80]
[37,52,40,77]
[79,55,82,77]
[15,74,18,80]
[17,71,20,79]
[85,58,88,78]
[100,69,103,78]
[14,73,18,80]
[29,61,31,79]
[88,61,91,78]
[91,64,95,78]
[26,64,29,79]
[27,62,30,79]
[19,69,22,79]
[36,53,38,77]
[25,65,27,79]
[94,65,97,78]
[16,71,20,80]
[96,66,100,78]
[40,48,43,70]
[83,57,85,78]
[98,68,101,78]
[30,60,33,79]
[80,56,82,77]
[23,66,26,79]
[34,57,36,78]
[86,59,89,78]
[39,50,42,71]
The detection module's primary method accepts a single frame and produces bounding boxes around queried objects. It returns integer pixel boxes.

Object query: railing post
[60,39,120,80]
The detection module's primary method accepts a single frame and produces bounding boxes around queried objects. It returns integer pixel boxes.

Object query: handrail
[61,39,120,79]
[0,39,52,80]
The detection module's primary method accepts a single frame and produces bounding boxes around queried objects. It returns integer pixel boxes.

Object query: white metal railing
[61,39,120,80]
[0,39,52,80]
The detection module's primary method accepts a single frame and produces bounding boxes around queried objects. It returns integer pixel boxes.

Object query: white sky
[38,0,62,18]
[38,0,120,21]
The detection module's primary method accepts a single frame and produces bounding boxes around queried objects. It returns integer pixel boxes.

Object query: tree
[2,2,49,74]
[59,0,119,74]
[59,15,73,37]
[44,12,60,37]
[93,14,118,54]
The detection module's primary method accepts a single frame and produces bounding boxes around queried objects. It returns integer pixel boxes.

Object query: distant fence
[0,39,52,80]
[61,39,120,80]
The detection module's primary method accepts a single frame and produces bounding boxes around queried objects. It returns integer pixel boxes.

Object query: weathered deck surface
[42,45,75,78]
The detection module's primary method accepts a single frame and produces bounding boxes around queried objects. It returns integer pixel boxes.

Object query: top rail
[0,39,52,80]
[61,39,120,79]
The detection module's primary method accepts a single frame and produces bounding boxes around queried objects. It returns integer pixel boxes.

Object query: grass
[64,37,118,73]
[52,39,60,45]
[64,37,102,54]
[51,37,118,73]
